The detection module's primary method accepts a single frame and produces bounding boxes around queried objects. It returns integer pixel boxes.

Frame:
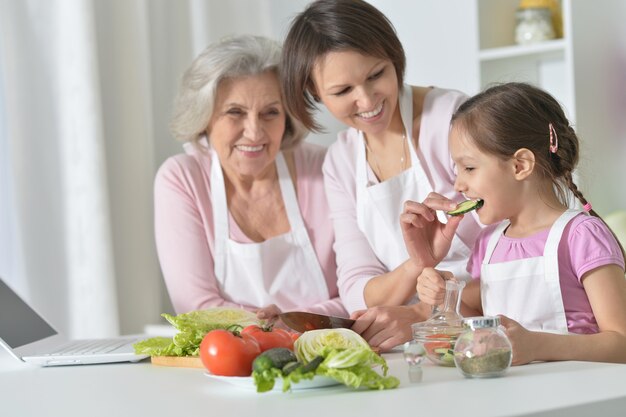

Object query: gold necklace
[365,132,408,180]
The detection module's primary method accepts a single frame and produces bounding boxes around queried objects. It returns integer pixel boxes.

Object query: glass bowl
[411,322,463,367]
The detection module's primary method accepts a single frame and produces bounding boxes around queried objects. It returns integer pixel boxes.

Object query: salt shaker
[403,340,426,383]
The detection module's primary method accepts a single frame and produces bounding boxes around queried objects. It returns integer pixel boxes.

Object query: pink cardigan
[154,142,346,316]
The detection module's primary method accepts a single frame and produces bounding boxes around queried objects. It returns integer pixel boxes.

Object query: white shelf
[479,38,566,61]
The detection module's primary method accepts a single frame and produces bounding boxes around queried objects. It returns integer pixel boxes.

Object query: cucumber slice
[447,199,483,216]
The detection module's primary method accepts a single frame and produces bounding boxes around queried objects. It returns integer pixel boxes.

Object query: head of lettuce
[134,308,259,357]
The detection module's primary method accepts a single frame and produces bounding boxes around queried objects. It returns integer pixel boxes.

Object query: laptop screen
[0,278,57,348]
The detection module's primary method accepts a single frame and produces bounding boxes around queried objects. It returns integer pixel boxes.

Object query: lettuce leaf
[162,308,258,332]
[316,347,398,390]
[133,337,177,356]
[253,364,317,393]
[133,308,259,357]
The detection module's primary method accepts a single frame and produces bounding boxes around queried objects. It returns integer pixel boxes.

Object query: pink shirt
[468,214,625,334]
[154,142,346,316]
[323,87,484,313]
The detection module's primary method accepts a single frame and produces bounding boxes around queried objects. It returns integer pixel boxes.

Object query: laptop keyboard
[48,339,132,356]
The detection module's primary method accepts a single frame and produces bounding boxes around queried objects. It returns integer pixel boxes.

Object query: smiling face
[311,50,399,136]
[207,71,286,181]
[449,124,523,225]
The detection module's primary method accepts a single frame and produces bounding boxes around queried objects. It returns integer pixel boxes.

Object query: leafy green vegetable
[316,347,398,390]
[133,337,177,356]
[294,328,370,363]
[253,361,318,393]
[133,308,259,357]
[253,329,399,393]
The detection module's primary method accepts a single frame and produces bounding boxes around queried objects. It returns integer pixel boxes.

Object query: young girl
[409,82,626,364]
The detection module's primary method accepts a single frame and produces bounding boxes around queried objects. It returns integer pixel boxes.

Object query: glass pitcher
[411,279,466,366]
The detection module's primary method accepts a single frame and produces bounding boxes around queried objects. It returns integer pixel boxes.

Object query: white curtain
[0,0,120,338]
[0,0,326,338]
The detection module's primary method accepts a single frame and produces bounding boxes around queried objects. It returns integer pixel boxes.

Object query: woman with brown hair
[282,0,483,349]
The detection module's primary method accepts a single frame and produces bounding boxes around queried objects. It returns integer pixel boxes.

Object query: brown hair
[281,0,405,132]
[452,82,626,259]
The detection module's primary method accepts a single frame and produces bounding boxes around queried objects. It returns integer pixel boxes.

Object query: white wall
[370,0,480,94]
[569,0,626,214]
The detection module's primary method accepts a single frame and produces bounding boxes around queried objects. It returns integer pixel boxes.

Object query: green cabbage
[294,328,370,363]
[133,308,259,357]
[254,328,399,392]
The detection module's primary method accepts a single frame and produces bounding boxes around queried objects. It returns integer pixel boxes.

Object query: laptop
[0,277,148,366]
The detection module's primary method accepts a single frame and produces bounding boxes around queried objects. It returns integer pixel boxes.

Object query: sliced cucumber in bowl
[447,199,484,216]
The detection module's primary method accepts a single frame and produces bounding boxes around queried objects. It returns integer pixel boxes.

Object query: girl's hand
[499,315,538,365]
[416,267,453,306]
[400,193,463,268]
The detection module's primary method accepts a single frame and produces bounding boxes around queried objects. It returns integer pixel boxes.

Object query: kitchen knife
[279,311,355,333]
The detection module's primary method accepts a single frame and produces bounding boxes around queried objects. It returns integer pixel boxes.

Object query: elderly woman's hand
[255,304,282,321]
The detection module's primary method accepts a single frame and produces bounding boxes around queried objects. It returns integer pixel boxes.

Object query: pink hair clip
[583,202,592,212]
[549,123,558,153]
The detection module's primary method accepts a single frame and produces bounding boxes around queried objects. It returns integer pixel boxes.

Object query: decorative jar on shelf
[515,7,556,45]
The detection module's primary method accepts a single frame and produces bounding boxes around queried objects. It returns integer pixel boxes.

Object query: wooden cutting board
[151,356,205,369]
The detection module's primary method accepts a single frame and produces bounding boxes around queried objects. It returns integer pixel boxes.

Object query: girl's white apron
[480,209,582,333]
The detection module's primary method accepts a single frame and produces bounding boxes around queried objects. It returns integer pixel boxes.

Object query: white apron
[355,86,471,285]
[480,209,582,333]
[210,150,330,310]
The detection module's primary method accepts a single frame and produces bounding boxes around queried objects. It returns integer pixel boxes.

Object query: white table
[1,348,626,417]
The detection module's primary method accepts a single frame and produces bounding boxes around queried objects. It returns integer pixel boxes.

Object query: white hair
[169,35,308,150]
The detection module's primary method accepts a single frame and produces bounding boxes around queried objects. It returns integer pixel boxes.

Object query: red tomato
[424,341,451,356]
[199,329,261,376]
[288,332,301,343]
[241,325,294,352]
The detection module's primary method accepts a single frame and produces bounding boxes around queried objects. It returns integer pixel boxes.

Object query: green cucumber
[300,356,324,373]
[447,199,483,216]
[252,347,297,372]
[281,361,302,375]
[440,352,455,365]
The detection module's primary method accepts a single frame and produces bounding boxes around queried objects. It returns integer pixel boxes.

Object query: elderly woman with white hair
[155,35,347,320]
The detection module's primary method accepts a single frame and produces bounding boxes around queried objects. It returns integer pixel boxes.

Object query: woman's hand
[349,303,431,351]
[256,304,282,321]
[416,267,453,306]
[499,315,538,365]
[400,193,463,268]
